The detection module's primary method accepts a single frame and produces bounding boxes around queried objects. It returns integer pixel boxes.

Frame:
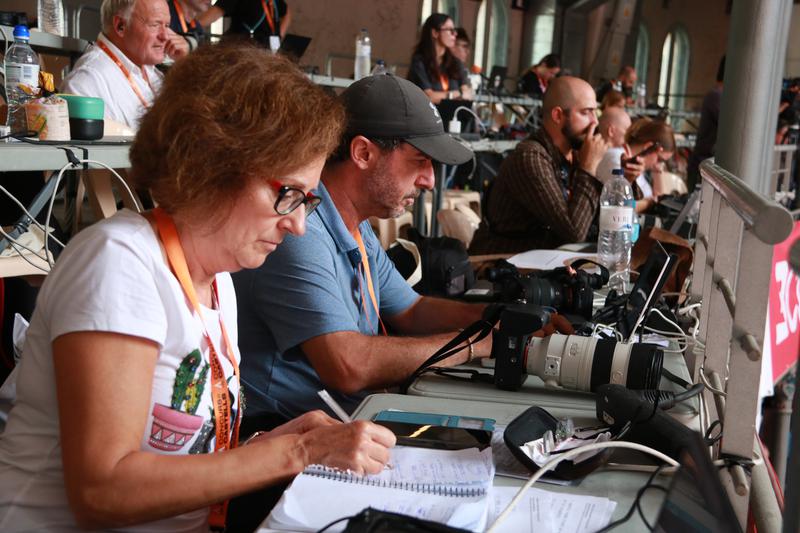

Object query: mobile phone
[623,141,661,164]
[372,420,492,450]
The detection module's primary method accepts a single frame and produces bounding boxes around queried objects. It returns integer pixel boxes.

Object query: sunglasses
[269,181,321,215]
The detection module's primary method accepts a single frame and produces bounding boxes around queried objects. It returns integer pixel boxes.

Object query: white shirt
[61,33,163,130]
[596,146,654,199]
[0,210,240,532]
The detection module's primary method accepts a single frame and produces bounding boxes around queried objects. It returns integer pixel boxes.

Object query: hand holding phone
[622,141,661,165]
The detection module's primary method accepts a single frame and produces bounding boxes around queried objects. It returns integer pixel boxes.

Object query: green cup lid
[56,94,105,120]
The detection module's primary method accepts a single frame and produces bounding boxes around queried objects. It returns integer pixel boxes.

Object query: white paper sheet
[486,485,617,532]
[507,249,597,271]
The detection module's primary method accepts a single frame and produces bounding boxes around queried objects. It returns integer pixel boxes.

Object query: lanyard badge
[148,208,242,528]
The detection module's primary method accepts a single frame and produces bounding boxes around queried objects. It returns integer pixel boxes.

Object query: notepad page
[266,474,491,533]
[304,445,494,490]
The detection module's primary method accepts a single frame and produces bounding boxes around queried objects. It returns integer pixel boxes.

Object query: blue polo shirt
[233,181,420,420]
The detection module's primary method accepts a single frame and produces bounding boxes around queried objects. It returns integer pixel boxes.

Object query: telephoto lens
[492,305,664,392]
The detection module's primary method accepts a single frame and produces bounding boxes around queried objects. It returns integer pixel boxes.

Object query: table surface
[0,141,131,172]
[352,392,673,532]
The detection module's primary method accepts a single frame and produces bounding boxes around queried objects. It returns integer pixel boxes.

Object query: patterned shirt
[469,128,603,255]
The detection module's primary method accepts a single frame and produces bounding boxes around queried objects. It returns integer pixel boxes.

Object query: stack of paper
[487,486,617,532]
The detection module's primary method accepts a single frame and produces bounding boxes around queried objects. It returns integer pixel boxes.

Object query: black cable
[661,368,692,389]
[594,465,667,532]
[636,484,669,531]
[704,420,723,446]
[317,514,356,533]
[673,383,704,403]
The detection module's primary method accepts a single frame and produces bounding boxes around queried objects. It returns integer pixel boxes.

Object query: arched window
[439,0,459,22]
[487,0,509,70]
[420,0,459,26]
[634,24,649,94]
[530,0,556,68]
[474,0,487,70]
[657,26,690,112]
[420,0,433,26]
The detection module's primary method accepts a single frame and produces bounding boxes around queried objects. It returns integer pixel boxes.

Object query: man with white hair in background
[61,0,188,129]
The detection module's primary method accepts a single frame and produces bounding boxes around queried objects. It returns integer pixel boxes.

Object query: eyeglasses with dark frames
[269,181,321,215]
[438,26,458,34]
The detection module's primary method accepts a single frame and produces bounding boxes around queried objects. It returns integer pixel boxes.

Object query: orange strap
[439,73,450,92]
[354,228,387,336]
[260,0,277,35]
[172,0,196,33]
[149,208,241,529]
[96,40,154,108]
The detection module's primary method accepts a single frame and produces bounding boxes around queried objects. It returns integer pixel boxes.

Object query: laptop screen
[620,241,678,341]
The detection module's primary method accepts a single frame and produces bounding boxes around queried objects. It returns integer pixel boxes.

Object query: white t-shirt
[0,210,240,532]
[61,33,163,130]
[596,147,654,199]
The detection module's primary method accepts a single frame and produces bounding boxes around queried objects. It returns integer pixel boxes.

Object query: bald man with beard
[469,76,610,254]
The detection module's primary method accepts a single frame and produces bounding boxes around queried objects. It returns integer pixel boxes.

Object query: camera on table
[492,304,664,393]
[486,260,606,319]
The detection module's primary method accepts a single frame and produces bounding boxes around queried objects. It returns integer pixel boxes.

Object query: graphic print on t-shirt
[149,350,209,451]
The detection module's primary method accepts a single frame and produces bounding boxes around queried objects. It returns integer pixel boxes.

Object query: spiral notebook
[264,446,495,532]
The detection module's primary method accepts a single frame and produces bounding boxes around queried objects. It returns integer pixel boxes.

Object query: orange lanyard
[260,0,277,35]
[172,0,196,33]
[149,208,241,529]
[96,40,154,108]
[354,228,387,336]
[439,73,450,92]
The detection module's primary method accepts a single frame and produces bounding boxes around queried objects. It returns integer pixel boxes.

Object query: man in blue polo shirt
[233,75,492,435]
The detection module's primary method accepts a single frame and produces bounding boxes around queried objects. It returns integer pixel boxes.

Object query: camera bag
[389,228,475,297]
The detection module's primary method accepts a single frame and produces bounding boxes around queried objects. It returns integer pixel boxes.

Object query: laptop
[653,431,742,533]
[279,33,312,62]
[619,240,679,341]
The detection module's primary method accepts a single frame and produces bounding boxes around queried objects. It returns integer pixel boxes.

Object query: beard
[562,121,586,151]
[366,156,419,219]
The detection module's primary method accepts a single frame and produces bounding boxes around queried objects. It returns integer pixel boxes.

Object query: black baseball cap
[340,74,472,165]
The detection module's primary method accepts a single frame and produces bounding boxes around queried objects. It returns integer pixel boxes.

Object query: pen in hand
[317,389,352,423]
[317,389,393,470]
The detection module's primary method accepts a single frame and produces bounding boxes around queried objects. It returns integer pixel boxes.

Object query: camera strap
[400,304,504,393]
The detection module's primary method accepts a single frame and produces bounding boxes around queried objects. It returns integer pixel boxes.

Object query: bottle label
[599,206,633,231]
[5,62,40,88]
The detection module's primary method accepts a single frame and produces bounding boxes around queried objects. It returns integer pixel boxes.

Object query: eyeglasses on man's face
[269,181,321,215]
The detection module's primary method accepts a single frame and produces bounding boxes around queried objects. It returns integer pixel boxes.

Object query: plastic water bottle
[635,83,647,108]
[598,168,634,293]
[4,25,41,135]
[371,59,387,76]
[354,28,371,81]
[37,0,65,36]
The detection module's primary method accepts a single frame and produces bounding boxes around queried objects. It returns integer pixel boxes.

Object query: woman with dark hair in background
[517,53,561,98]
[408,13,473,104]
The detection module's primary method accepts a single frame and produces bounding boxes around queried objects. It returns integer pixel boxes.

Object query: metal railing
[690,158,793,530]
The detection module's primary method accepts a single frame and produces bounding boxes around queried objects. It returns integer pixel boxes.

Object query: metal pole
[716,0,793,196]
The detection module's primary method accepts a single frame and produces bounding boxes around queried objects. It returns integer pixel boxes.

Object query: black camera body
[487,261,605,319]
[493,304,550,391]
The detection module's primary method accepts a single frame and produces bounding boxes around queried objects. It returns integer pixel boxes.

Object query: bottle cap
[13,25,30,40]
[612,168,625,176]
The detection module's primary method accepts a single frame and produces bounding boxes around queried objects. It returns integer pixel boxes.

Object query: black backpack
[387,227,475,297]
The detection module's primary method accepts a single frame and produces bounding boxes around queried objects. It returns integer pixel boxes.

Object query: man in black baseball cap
[232,74,489,450]
[340,74,472,166]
